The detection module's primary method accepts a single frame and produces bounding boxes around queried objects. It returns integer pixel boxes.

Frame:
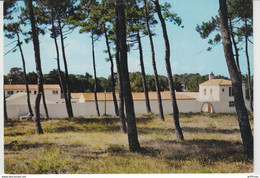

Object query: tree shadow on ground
[4,132,27,137]
[4,141,54,151]
[43,124,121,133]
[138,127,173,135]
[4,120,33,128]
[4,121,16,127]
[137,146,161,157]
[42,116,154,134]
[178,112,237,118]
[69,116,153,125]
[182,126,240,134]
[138,126,240,135]
[142,139,251,163]
[69,117,120,124]
[4,116,154,136]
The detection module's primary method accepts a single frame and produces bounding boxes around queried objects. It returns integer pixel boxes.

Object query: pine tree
[4,22,34,117]
[115,0,140,151]
[26,0,44,134]
[143,0,164,120]
[126,1,151,114]
[39,0,75,118]
[218,0,253,159]
[154,0,184,140]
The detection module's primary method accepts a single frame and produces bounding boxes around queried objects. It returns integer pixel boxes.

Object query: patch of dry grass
[4,113,253,174]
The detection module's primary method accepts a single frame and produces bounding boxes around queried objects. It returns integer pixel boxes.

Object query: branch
[63,28,74,36]
[248,38,253,44]
[4,45,17,56]
[4,40,17,47]
[238,41,245,49]
[126,39,137,43]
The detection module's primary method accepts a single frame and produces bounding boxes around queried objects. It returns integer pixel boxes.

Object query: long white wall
[6,98,252,120]
[6,99,207,120]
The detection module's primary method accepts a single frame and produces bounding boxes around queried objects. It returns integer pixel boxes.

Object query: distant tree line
[4,68,168,92]
[4,67,253,99]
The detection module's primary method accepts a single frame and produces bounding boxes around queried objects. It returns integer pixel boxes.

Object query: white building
[198,75,248,113]
[5,76,250,120]
[5,84,62,101]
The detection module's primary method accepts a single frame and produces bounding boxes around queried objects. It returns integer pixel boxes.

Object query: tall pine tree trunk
[116,0,140,151]
[245,17,253,112]
[114,0,127,132]
[219,0,253,159]
[51,8,70,118]
[228,17,241,72]
[4,92,8,122]
[91,32,100,116]
[104,26,119,116]
[137,30,151,114]
[115,40,127,133]
[143,0,164,120]
[27,0,43,134]
[154,0,184,140]
[16,32,33,117]
[58,18,74,118]
[41,89,49,119]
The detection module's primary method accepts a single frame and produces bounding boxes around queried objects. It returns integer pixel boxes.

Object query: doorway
[201,102,214,113]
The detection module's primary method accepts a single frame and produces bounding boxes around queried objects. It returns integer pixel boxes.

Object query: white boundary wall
[7,99,251,120]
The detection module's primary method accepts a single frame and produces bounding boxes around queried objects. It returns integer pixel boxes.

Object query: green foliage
[228,0,252,19]
[4,69,233,93]
[5,67,24,84]
[128,72,168,92]
[161,2,183,27]
[4,0,18,20]
[173,73,206,92]
[196,0,253,52]
[196,16,219,39]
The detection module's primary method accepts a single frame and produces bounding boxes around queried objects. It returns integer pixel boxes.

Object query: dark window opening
[229,101,235,107]
[7,91,14,95]
[229,87,234,97]
[52,90,58,95]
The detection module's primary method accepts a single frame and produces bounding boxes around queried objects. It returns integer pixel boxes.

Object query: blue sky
[3,0,253,78]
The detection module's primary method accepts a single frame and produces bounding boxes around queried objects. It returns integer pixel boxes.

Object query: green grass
[4,113,253,174]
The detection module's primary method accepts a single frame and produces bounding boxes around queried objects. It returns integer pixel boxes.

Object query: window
[7,91,14,95]
[29,91,31,94]
[17,91,19,93]
[204,89,206,95]
[229,87,234,97]
[210,89,213,95]
[52,90,58,95]
[222,88,225,92]
[34,91,37,94]
[229,101,235,107]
